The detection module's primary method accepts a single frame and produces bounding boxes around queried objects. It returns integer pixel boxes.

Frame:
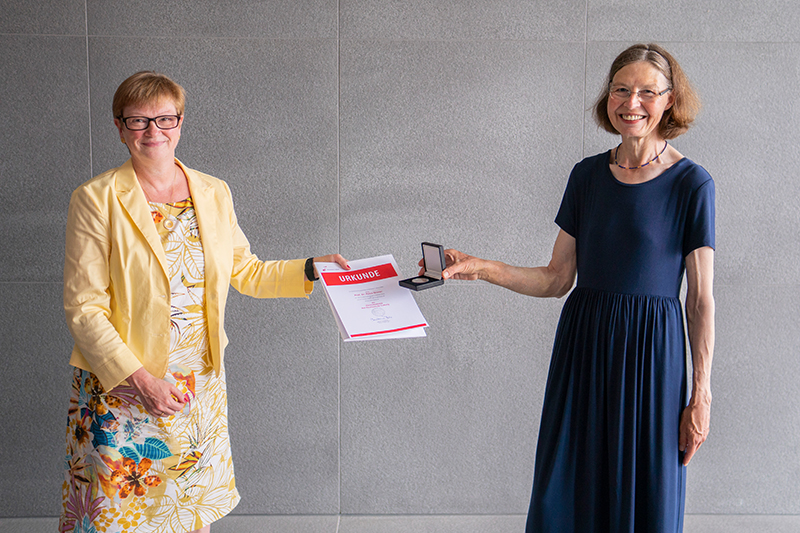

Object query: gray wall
[1,0,798,521]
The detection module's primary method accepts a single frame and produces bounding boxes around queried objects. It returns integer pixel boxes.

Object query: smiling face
[606,61,674,143]
[114,98,182,164]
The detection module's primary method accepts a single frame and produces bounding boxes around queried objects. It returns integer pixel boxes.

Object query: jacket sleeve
[63,186,143,390]
[223,182,313,298]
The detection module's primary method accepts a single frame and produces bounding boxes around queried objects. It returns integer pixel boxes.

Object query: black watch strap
[305,257,319,281]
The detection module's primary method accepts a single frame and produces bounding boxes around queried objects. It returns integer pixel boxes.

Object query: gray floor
[4,514,800,533]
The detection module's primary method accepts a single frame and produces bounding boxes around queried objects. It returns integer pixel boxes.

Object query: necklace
[614,141,668,170]
[143,165,182,230]
[142,164,179,203]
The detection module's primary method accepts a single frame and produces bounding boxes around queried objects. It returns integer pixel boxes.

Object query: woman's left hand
[679,395,711,466]
[313,254,350,271]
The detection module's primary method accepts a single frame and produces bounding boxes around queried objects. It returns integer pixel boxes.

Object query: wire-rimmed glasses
[608,86,671,102]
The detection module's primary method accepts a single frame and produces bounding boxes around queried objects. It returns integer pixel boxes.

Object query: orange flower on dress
[171,366,196,399]
[84,375,109,416]
[105,395,122,409]
[110,457,162,499]
[70,415,92,448]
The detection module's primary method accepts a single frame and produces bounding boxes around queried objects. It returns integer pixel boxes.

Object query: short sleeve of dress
[555,166,580,238]
[683,177,715,256]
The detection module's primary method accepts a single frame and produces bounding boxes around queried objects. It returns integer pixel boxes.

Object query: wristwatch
[305,257,319,281]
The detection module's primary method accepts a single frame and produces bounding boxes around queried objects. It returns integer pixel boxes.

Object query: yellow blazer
[64,158,312,391]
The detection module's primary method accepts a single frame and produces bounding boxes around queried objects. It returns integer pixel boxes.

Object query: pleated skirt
[526,287,687,533]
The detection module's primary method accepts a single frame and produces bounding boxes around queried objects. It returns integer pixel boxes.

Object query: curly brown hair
[593,44,700,139]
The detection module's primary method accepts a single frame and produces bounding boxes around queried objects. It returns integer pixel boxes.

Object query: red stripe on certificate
[322,263,398,286]
[350,323,427,338]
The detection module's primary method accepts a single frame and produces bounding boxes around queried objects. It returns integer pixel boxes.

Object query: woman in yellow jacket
[60,71,348,533]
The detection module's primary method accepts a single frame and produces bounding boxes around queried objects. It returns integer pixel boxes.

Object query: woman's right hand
[440,249,486,280]
[424,232,576,298]
[418,249,486,281]
[126,367,186,418]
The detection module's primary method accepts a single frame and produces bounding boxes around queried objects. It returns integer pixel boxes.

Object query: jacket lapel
[115,159,170,278]
[181,160,220,290]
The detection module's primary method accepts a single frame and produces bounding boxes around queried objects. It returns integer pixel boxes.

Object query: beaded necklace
[614,141,668,170]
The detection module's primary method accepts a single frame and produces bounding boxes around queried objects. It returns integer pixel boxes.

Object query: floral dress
[60,198,240,533]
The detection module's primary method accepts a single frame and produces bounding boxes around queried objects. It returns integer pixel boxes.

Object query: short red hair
[113,71,186,118]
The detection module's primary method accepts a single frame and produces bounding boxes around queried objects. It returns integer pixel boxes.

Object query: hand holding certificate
[316,255,429,341]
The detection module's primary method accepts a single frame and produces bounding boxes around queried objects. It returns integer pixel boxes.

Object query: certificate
[316,255,428,341]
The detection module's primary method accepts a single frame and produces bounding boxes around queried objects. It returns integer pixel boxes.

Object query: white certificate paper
[316,255,428,341]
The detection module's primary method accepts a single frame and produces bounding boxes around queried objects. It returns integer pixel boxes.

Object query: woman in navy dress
[441,44,715,532]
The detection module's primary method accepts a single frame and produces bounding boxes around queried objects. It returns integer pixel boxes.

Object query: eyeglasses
[119,115,182,131]
[608,86,671,102]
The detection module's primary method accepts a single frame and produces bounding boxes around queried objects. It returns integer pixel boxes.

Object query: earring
[121,138,126,144]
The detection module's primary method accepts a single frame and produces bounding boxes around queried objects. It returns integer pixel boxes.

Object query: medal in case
[399,242,445,291]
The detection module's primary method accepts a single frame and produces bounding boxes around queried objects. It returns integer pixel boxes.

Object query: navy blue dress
[525,152,715,533]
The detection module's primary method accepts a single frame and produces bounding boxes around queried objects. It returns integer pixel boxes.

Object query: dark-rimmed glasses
[118,115,182,131]
[608,86,671,102]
